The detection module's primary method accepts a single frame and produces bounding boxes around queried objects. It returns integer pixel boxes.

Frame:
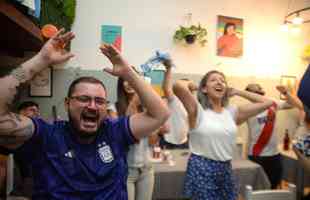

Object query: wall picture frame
[101,25,122,52]
[280,75,297,100]
[216,15,243,58]
[144,69,165,97]
[29,67,53,97]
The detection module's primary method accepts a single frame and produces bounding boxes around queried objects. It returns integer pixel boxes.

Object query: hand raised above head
[38,28,75,66]
[188,81,198,92]
[226,87,238,97]
[100,44,132,77]
[163,58,173,69]
[276,85,288,95]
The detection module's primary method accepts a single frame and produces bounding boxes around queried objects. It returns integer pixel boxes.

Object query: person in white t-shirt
[160,59,197,149]
[245,83,299,189]
[173,71,273,200]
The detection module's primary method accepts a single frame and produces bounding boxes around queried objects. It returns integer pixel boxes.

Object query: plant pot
[185,34,196,44]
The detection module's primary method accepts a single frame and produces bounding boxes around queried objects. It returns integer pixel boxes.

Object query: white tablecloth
[152,150,271,199]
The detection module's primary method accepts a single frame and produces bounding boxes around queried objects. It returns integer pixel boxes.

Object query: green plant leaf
[63,0,76,25]
[40,0,76,31]
[200,39,207,46]
[173,23,208,46]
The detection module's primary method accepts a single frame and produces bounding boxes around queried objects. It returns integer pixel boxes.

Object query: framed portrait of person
[29,67,53,97]
[216,15,243,58]
[280,75,297,100]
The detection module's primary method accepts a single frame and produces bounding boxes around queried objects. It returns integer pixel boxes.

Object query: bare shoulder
[0,112,35,149]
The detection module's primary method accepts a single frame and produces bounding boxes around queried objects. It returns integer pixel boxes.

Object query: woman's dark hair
[116,78,129,116]
[197,70,229,109]
[224,22,236,35]
[116,66,142,116]
[17,101,39,112]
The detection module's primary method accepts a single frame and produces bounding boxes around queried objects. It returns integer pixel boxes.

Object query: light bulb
[292,14,303,25]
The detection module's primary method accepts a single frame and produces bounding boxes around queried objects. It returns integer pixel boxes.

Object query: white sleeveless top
[164,95,189,144]
[189,102,238,161]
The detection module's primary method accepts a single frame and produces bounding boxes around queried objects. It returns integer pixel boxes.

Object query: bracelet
[11,66,27,83]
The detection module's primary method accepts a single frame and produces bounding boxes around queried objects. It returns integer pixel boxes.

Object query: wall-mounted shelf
[0,0,43,57]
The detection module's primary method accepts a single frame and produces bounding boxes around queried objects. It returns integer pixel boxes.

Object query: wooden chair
[245,184,296,200]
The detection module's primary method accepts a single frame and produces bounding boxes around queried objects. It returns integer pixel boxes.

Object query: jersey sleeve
[108,116,137,152]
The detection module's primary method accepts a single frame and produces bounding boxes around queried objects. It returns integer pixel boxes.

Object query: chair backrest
[245,184,296,200]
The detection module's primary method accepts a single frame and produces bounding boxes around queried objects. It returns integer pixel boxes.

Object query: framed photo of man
[29,67,53,97]
[217,15,243,58]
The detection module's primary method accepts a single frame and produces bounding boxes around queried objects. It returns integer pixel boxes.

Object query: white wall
[69,0,310,78]
[65,0,310,156]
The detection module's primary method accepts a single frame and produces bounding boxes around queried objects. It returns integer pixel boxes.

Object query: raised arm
[100,44,170,139]
[229,88,274,125]
[162,59,174,98]
[0,29,75,149]
[173,80,198,129]
[276,85,303,110]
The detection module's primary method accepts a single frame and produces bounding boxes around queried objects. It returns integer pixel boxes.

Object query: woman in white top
[173,70,273,200]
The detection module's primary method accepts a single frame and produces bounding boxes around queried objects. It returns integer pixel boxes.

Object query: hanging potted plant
[39,0,76,32]
[173,24,207,46]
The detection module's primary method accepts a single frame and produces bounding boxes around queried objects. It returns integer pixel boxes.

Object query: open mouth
[214,87,224,93]
[81,112,99,127]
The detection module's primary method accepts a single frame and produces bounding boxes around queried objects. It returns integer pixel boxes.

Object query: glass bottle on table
[153,144,161,159]
[148,134,161,159]
[283,129,291,151]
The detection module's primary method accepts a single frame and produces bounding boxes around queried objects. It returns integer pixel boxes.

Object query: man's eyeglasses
[69,95,109,107]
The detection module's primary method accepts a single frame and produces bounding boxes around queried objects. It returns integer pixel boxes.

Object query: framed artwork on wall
[144,69,165,97]
[280,75,297,100]
[29,67,53,97]
[216,15,243,58]
[101,25,122,52]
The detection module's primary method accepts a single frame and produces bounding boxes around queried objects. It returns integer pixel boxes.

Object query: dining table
[152,149,271,200]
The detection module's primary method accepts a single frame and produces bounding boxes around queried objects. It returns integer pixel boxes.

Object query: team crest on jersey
[98,143,114,163]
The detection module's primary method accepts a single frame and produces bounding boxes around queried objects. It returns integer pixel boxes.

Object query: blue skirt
[183,153,238,200]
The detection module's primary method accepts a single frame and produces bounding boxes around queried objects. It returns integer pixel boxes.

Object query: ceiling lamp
[282,6,310,32]
[292,12,303,25]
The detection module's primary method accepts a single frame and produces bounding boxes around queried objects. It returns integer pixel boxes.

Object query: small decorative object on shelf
[173,24,207,46]
[41,24,58,39]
